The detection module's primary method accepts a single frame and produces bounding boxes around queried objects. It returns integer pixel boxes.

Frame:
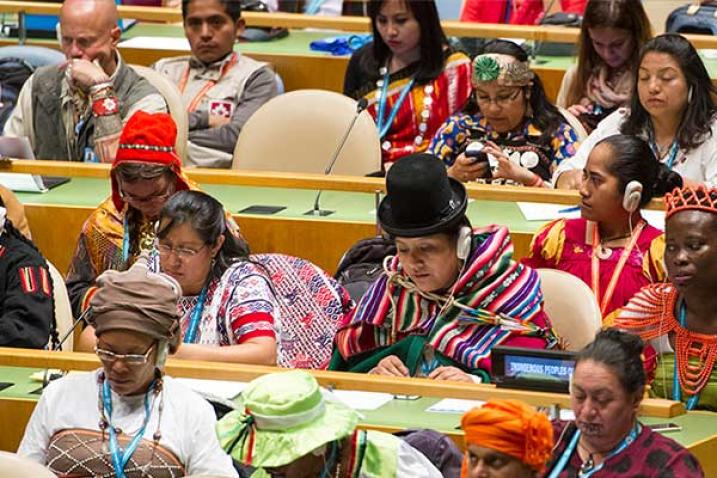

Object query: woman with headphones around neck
[330,153,555,383]
[524,134,682,323]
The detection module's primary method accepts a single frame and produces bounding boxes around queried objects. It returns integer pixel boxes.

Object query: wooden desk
[2,160,614,275]
[0,348,697,456]
[2,349,715,476]
[2,160,665,275]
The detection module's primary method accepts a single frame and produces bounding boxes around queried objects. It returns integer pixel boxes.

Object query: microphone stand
[42,307,92,390]
[306,98,369,217]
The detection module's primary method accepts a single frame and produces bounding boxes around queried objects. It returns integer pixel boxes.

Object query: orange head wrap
[460,400,553,475]
[665,185,717,219]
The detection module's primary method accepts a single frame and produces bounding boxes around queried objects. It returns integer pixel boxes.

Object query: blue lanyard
[305,0,326,14]
[122,214,130,263]
[647,130,680,170]
[103,379,154,478]
[183,285,209,344]
[375,70,416,139]
[673,301,701,410]
[547,423,641,478]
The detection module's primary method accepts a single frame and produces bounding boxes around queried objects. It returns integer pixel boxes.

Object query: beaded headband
[472,53,534,87]
[665,185,717,218]
[118,144,175,152]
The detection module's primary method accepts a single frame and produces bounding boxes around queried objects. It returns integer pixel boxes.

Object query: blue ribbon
[647,129,680,170]
[673,300,701,410]
[122,214,130,263]
[183,285,209,344]
[103,378,154,478]
[547,423,641,478]
[375,70,416,140]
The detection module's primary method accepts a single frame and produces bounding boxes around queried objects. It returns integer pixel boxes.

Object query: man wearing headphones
[330,153,555,383]
[4,0,167,163]
[524,134,682,324]
[18,256,238,477]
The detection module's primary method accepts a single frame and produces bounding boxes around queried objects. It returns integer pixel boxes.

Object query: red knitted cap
[110,111,189,211]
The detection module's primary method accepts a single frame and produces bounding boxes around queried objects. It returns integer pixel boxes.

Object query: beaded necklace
[374,66,434,153]
[97,372,165,477]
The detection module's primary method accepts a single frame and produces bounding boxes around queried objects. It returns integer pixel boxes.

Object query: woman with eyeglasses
[79,190,278,365]
[19,258,239,477]
[66,112,245,319]
[428,40,580,188]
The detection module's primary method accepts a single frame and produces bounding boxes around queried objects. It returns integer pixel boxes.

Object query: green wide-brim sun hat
[216,370,359,468]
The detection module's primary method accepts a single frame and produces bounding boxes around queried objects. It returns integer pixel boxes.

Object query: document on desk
[174,378,247,401]
[120,36,190,51]
[328,390,394,410]
[517,202,665,230]
[425,398,486,414]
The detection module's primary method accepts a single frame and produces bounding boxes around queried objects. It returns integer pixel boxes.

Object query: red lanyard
[590,220,646,316]
[178,53,238,112]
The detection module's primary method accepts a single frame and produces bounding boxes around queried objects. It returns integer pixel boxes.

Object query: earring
[688,87,693,103]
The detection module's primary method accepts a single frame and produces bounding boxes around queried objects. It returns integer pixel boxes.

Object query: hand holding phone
[465,142,489,165]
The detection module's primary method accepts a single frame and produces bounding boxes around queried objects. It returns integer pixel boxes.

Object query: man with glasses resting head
[18,256,238,477]
[67,111,244,318]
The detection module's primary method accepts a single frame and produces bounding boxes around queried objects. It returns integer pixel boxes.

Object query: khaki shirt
[153,52,277,168]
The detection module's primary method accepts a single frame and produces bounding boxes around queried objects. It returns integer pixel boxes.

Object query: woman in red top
[460,0,586,25]
[523,134,681,322]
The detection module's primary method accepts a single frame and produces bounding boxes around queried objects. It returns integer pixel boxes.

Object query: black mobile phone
[464,142,492,179]
[648,422,682,433]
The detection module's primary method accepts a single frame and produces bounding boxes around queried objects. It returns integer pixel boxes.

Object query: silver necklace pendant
[595,245,612,260]
[579,454,595,477]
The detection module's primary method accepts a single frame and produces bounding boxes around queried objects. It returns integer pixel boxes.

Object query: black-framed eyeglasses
[475,88,523,108]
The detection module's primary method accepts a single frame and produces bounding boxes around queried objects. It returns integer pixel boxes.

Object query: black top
[0,229,53,348]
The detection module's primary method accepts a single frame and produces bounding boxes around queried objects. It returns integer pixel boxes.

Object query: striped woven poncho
[335,225,554,371]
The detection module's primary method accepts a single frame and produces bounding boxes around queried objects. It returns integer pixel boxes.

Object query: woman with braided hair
[18,258,238,477]
[616,185,717,411]
[329,153,555,383]
[0,196,53,348]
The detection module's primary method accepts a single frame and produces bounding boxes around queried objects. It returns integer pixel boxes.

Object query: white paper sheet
[425,398,486,414]
[517,202,665,231]
[560,409,576,421]
[328,390,394,410]
[174,378,247,400]
[120,36,190,51]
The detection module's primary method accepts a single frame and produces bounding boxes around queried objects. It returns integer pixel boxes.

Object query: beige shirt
[4,52,167,157]
[153,52,277,168]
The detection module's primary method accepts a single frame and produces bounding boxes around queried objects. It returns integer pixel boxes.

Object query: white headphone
[622,180,643,213]
[457,226,472,261]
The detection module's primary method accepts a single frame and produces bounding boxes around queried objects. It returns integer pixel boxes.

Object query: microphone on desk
[42,307,93,389]
[306,98,369,217]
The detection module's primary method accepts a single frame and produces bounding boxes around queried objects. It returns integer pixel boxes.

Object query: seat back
[47,260,74,351]
[0,451,56,478]
[0,45,65,68]
[232,89,380,175]
[251,253,351,369]
[536,268,601,351]
[130,64,189,164]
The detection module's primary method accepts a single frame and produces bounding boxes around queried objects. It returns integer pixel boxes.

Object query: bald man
[4,0,167,163]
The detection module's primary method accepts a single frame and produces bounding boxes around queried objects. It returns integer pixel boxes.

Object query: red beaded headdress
[665,185,717,219]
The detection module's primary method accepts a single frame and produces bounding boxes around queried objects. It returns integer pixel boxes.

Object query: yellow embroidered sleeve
[529,219,566,265]
[642,234,666,283]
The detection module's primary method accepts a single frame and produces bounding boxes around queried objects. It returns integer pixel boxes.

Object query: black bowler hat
[378,153,468,237]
